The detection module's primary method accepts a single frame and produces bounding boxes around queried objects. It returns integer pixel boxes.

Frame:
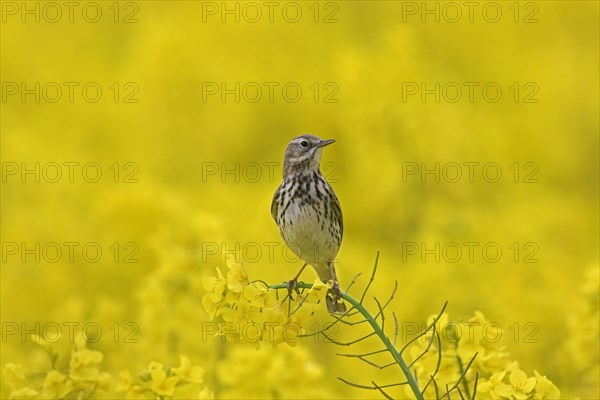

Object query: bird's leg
[287,263,307,299]
[327,262,341,296]
[326,262,346,314]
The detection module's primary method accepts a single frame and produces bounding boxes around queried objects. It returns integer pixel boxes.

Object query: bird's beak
[317,139,335,148]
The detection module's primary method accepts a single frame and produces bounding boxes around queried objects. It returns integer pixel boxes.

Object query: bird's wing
[332,193,343,240]
[270,186,280,222]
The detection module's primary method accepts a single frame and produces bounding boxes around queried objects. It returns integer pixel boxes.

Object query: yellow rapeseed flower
[533,370,561,400]
[42,370,74,399]
[203,268,226,302]
[495,369,536,400]
[303,279,329,304]
[69,348,104,381]
[3,363,30,390]
[125,385,147,399]
[225,257,249,293]
[115,370,134,393]
[172,355,204,384]
[243,282,276,308]
[202,267,227,319]
[8,387,39,399]
[478,371,507,399]
[148,361,179,397]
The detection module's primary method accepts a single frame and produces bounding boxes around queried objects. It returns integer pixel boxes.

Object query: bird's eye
[300,140,309,148]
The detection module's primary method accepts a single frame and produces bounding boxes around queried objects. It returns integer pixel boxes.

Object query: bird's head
[282,134,335,177]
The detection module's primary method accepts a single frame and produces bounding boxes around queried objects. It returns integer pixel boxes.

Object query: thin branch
[322,330,376,346]
[359,251,380,304]
[374,382,410,389]
[343,309,362,318]
[373,281,398,322]
[455,343,474,398]
[455,385,466,400]
[337,377,379,390]
[345,272,362,294]
[350,280,398,327]
[250,279,271,289]
[379,281,398,314]
[299,310,355,338]
[439,353,478,398]
[337,346,397,370]
[393,312,399,347]
[372,381,394,400]
[431,376,440,400]
[334,315,363,326]
[408,321,438,368]
[269,281,314,291]
[470,372,479,400]
[373,297,385,331]
[356,356,395,370]
[337,348,388,358]
[337,378,409,390]
[421,331,442,393]
[299,320,338,338]
[400,301,448,356]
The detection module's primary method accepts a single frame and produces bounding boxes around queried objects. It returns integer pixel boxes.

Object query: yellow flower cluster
[202,256,330,347]
[115,356,212,399]
[3,331,211,399]
[4,333,110,399]
[480,369,560,400]
[406,312,560,399]
[216,345,334,399]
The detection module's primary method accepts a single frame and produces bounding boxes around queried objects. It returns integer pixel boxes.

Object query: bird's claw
[326,280,347,314]
[286,279,301,300]
[332,281,341,294]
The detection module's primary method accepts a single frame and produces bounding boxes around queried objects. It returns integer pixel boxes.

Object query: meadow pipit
[271,134,346,314]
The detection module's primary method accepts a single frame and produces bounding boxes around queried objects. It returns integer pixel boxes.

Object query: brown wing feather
[270,185,280,222]
[331,192,343,241]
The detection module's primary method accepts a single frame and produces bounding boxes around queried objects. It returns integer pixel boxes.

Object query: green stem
[269,282,424,400]
[455,342,471,399]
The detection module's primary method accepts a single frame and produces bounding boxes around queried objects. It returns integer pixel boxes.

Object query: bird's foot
[326,281,347,315]
[326,293,347,315]
[332,280,341,295]
[286,279,301,300]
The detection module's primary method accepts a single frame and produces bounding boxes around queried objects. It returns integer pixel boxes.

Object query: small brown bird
[271,134,346,314]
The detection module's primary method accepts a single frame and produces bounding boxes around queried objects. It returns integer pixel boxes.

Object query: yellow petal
[509,369,528,385]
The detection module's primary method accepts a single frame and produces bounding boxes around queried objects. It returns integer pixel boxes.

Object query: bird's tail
[313,262,347,315]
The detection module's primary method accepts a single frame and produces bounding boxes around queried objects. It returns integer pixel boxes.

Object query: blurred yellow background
[1,1,598,399]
